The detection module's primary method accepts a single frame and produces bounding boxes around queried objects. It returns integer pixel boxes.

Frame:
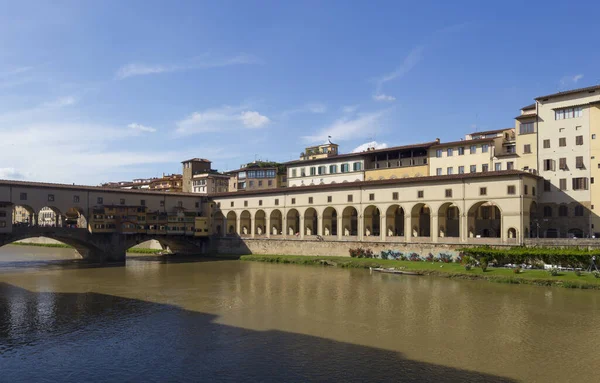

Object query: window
[258,180,263,187]
[160,200,165,207]
[230,201,234,207]
[520,122,534,134]
[291,198,296,205]
[447,167,453,175]
[369,193,375,201]
[275,199,279,206]
[310,167,316,176]
[347,195,353,202]
[575,107,583,117]
[318,166,326,175]
[576,156,584,169]
[341,164,349,173]
[532,186,536,196]
[544,206,552,217]
[0,212,6,218]
[470,165,476,173]
[327,196,332,203]
[292,169,297,177]
[445,189,452,198]
[353,162,362,171]
[495,163,501,171]
[329,165,337,174]
[48,194,55,202]
[575,135,583,145]
[543,139,550,149]
[97,197,103,204]
[249,181,254,187]
[559,205,568,217]
[524,185,528,195]
[268,180,273,186]
[436,149,443,158]
[141,199,146,206]
[177,201,182,207]
[458,166,464,174]
[392,192,398,200]
[20,193,27,201]
[447,148,453,157]
[195,202,200,208]
[259,200,263,206]
[417,190,424,198]
[593,134,597,140]
[0,221,5,228]
[482,164,489,172]
[559,158,567,170]
[308,197,313,204]
[482,144,489,153]
[480,187,487,196]
[507,185,516,195]
[73,195,80,203]
[120,198,125,205]
[544,180,551,192]
[436,168,442,176]
[507,162,514,170]
[470,145,476,154]
[559,137,566,147]
[575,205,584,216]
[560,178,567,190]
[458,147,464,155]
[523,144,531,154]
[572,177,588,190]
[543,159,555,171]
[244,201,248,207]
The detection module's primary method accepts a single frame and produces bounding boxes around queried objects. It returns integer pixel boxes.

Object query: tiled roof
[181,158,211,163]
[515,113,537,120]
[431,137,495,148]
[535,84,600,100]
[467,128,513,136]
[521,103,536,111]
[208,170,539,198]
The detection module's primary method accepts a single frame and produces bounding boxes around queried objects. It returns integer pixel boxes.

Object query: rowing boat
[370,267,422,276]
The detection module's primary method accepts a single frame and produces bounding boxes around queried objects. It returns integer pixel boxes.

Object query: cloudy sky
[1,0,599,185]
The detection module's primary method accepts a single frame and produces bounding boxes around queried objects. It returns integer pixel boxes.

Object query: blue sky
[1,0,599,185]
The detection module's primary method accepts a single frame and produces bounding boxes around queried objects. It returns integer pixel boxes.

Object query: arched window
[543,206,552,217]
[575,204,584,217]
[559,205,568,217]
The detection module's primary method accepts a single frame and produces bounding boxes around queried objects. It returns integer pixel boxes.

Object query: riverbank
[8,242,164,254]
[240,254,600,290]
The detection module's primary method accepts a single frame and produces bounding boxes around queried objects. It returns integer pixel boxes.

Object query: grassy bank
[240,254,600,290]
[9,242,164,254]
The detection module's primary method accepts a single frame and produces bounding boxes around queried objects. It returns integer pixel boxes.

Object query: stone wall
[15,237,163,250]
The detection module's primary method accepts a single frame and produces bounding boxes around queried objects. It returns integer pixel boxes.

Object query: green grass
[10,242,73,249]
[126,248,165,254]
[240,254,600,290]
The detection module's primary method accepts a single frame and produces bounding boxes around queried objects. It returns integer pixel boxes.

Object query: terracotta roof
[181,158,211,163]
[515,113,537,120]
[535,84,600,101]
[208,170,540,198]
[521,103,536,111]
[0,179,200,197]
[284,141,437,166]
[467,128,513,137]
[431,137,494,148]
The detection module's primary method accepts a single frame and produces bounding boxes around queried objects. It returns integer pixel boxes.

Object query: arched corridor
[438,203,460,238]
[468,201,501,238]
[254,210,266,236]
[322,207,338,236]
[304,208,318,236]
[385,205,404,237]
[240,211,252,236]
[410,203,431,238]
[363,205,380,237]
[213,211,225,236]
[287,209,300,236]
[12,205,36,226]
[226,211,237,235]
[342,206,358,236]
[270,210,282,235]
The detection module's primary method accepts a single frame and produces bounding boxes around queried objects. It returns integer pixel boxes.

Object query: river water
[0,246,598,382]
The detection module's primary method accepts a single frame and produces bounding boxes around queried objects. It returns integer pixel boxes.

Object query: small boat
[370,267,422,276]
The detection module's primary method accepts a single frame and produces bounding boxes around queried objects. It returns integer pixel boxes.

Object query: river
[0,245,598,382]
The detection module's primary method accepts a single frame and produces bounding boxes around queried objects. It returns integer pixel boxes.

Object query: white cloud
[560,74,585,88]
[342,105,359,114]
[0,167,27,180]
[373,46,424,98]
[176,105,270,135]
[279,103,327,118]
[352,141,389,153]
[302,110,387,143]
[116,53,261,79]
[373,94,396,102]
[42,96,76,108]
[573,74,584,83]
[128,122,157,133]
[240,111,270,128]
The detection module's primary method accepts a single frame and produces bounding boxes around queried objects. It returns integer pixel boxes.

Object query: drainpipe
[520,175,524,246]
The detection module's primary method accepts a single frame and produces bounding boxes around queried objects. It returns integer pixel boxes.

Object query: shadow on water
[0,282,515,382]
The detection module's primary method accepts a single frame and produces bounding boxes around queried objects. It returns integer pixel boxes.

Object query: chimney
[435,138,440,143]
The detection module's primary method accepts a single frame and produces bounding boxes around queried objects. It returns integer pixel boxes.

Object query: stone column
[461,213,468,243]
[236,215,241,236]
[299,216,305,239]
[282,215,288,238]
[318,215,324,236]
[266,215,271,238]
[337,215,343,240]
[250,215,255,238]
[431,214,439,243]
[404,213,412,242]
[380,215,386,242]
[358,214,364,242]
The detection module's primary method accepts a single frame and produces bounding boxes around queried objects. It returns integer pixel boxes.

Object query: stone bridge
[0,227,209,262]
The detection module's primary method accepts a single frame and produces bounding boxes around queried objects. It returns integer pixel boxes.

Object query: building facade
[227,161,286,192]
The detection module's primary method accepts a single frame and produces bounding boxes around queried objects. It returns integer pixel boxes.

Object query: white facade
[287,157,365,187]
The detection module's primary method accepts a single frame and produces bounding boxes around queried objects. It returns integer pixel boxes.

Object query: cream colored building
[192,173,230,194]
[515,85,600,238]
[210,171,538,244]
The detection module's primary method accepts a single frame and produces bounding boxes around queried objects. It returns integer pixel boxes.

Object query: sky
[1,0,599,185]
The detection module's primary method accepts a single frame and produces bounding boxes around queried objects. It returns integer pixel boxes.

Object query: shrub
[548,267,559,276]
[409,253,421,262]
[480,256,489,272]
[460,246,599,269]
[438,253,453,263]
[513,267,522,274]
[464,264,472,271]
[593,271,600,279]
[461,255,473,266]
[349,247,374,258]
[574,270,582,277]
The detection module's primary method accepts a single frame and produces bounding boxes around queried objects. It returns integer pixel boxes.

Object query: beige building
[210,171,538,244]
[227,161,286,192]
[515,85,600,238]
[182,158,229,194]
[149,174,183,192]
